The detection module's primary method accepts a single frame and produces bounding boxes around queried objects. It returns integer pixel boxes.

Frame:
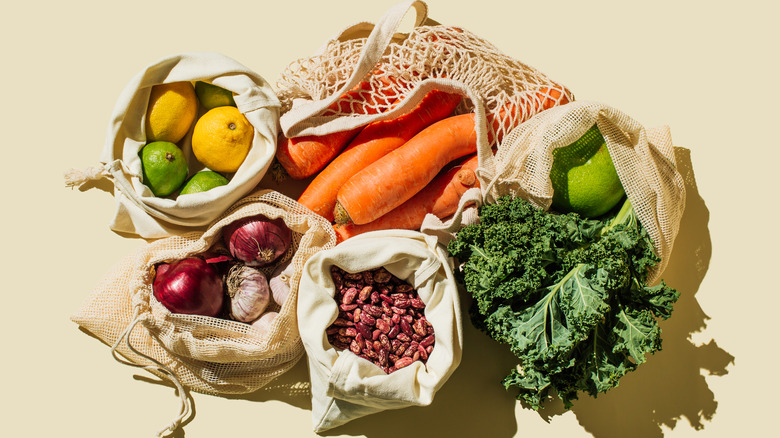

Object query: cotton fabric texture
[66,52,280,239]
[297,230,463,432]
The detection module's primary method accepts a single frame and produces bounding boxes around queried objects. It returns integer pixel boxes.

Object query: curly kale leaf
[448,196,679,409]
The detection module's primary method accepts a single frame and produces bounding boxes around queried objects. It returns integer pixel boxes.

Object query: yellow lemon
[550,124,625,218]
[145,81,198,143]
[191,106,253,173]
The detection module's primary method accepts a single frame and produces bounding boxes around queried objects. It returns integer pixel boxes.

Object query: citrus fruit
[145,81,198,143]
[140,141,189,197]
[549,124,625,218]
[195,81,236,110]
[191,106,254,173]
[179,170,229,195]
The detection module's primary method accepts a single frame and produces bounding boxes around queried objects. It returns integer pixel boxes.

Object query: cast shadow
[534,146,734,437]
[320,307,521,438]
[219,357,314,411]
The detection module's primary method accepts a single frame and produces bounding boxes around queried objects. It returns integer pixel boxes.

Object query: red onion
[152,257,225,317]
[223,215,291,267]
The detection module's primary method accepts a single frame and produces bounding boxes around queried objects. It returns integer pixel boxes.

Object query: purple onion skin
[223,215,292,267]
[153,258,225,317]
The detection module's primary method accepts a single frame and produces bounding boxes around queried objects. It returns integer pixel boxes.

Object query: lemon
[191,106,253,173]
[145,81,198,143]
[140,141,189,197]
[549,124,625,218]
[179,171,229,195]
[195,81,236,110]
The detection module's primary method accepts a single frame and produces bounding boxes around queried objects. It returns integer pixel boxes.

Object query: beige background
[3,0,776,436]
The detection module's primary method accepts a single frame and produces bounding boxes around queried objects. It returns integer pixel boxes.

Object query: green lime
[140,141,189,197]
[195,81,236,110]
[179,170,230,195]
[549,124,625,218]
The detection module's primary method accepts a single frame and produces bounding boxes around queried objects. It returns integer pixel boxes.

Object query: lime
[549,124,625,218]
[145,82,198,143]
[140,141,189,197]
[179,171,230,195]
[195,81,236,110]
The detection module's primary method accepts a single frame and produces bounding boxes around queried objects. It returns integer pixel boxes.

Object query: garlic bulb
[226,264,270,322]
[269,259,294,306]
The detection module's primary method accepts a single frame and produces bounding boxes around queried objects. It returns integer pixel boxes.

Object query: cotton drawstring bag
[297,229,462,432]
[65,52,280,239]
[71,190,336,436]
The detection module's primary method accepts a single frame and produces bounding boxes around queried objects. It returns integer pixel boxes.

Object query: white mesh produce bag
[71,190,336,436]
[276,0,572,170]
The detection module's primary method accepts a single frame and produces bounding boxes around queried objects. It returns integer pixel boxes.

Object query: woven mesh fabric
[71,190,336,395]
[277,25,572,143]
[489,101,686,281]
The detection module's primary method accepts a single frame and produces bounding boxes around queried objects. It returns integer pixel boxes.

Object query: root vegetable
[334,153,480,242]
[297,90,462,221]
[334,113,481,225]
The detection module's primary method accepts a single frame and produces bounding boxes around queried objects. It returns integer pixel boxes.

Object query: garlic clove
[269,259,294,307]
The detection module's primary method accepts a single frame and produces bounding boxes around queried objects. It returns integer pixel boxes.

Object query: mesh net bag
[71,190,336,435]
[277,0,572,153]
[480,100,687,281]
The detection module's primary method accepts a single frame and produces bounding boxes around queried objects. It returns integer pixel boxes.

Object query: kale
[447,195,679,409]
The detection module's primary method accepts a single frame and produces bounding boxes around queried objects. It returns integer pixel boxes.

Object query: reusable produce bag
[433,100,687,282]
[71,190,335,435]
[277,0,571,154]
[66,52,280,239]
[297,230,463,432]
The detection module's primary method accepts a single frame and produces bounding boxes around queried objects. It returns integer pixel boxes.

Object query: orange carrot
[334,112,481,225]
[276,81,393,180]
[333,153,480,242]
[297,90,462,221]
[276,128,361,180]
[488,85,572,142]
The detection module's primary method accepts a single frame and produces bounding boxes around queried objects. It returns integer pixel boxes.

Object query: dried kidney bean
[325,265,436,374]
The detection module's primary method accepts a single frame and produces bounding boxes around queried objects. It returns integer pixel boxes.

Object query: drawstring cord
[111,310,193,437]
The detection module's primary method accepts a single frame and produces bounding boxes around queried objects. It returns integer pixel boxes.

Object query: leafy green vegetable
[447,195,679,409]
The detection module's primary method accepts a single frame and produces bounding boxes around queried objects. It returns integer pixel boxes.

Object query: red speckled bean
[325,265,436,374]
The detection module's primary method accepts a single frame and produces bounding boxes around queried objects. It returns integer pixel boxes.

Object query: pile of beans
[326,265,435,374]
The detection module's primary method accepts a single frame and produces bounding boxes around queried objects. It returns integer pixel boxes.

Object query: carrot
[488,85,572,142]
[536,85,571,111]
[334,112,481,225]
[333,153,480,242]
[276,128,362,180]
[297,90,462,221]
[276,81,394,180]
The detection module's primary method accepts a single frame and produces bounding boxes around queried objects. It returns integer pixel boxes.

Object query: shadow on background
[320,316,521,438]
[532,146,734,437]
[218,300,521,438]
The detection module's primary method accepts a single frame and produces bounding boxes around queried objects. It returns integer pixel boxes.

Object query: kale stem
[600,197,634,236]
